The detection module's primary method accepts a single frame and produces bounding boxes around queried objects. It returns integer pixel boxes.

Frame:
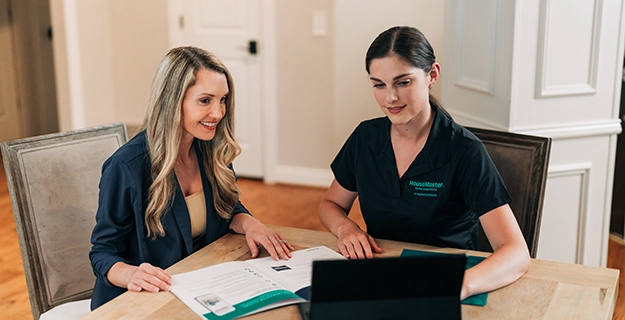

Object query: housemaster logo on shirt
[409,180,444,197]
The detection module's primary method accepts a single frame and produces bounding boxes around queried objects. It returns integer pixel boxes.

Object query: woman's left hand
[230,214,294,260]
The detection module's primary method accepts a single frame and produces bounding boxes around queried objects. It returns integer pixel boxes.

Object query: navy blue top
[331,106,511,250]
[89,131,249,310]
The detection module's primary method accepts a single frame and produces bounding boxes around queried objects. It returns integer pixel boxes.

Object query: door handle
[239,40,258,55]
[248,40,257,55]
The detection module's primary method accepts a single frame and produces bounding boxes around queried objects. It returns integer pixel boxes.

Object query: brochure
[170,246,346,319]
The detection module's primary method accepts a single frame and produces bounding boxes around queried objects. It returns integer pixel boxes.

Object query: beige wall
[52,0,168,131]
[52,0,446,184]
[276,0,335,169]
[76,0,116,127]
[275,0,446,174]
[332,0,446,153]
[109,0,169,126]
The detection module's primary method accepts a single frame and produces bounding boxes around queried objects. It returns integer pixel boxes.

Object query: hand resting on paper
[229,213,294,261]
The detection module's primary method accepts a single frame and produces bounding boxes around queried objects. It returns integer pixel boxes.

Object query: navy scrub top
[331,106,511,250]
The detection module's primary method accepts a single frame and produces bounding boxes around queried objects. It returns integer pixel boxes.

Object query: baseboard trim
[610,233,625,246]
[273,165,333,188]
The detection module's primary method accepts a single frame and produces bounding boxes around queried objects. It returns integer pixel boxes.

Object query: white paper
[170,246,345,319]
[245,246,346,293]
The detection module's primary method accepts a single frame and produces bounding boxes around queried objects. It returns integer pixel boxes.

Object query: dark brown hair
[365,26,449,117]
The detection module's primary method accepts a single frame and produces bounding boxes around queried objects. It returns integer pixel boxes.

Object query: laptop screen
[308,253,467,320]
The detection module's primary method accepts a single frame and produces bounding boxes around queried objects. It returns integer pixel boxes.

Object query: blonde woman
[89,47,293,310]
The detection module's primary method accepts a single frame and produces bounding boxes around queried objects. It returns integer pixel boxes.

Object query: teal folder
[400,249,488,306]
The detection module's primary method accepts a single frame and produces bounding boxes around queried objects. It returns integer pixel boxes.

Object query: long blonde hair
[142,46,241,239]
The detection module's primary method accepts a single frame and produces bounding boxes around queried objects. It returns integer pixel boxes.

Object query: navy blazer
[89,131,249,310]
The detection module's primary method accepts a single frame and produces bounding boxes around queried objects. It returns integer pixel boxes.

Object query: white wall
[441,0,515,129]
[442,0,625,267]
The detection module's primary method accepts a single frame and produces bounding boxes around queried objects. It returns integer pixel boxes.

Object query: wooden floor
[0,158,623,319]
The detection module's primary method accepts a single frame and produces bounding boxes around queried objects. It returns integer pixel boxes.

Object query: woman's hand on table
[108,261,172,293]
[336,223,382,259]
[230,213,294,260]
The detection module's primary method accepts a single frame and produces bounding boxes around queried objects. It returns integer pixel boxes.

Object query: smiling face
[368,55,439,127]
[181,68,229,143]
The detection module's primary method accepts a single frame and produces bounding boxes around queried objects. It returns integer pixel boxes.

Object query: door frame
[167,0,278,183]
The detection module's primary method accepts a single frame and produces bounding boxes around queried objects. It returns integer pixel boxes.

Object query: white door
[0,0,24,141]
[171,0,263,178]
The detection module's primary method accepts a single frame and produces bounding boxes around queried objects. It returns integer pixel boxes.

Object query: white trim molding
[260,0,278,184]
[166,0,182,47]
[63,0,85,129]
[535,0,603,98]
[547,163,591,265]
[448,108,509,131]
[454,0,499,95]
[274,165,333,188]
[513,119,622,139]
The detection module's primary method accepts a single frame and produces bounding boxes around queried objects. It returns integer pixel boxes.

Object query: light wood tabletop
[82,225,619,320]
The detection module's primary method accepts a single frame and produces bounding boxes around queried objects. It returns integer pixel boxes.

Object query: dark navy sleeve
[330,127,359,192]
[455,140,512,217]
[89,155,138,287]
[233,201,250,215]
[228,163,251,216]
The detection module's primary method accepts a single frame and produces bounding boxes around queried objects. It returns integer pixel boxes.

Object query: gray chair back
[1,123,127,319]
[467,127,551,258]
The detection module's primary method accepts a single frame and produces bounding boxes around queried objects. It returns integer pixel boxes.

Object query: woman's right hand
[336,223,382,259]
[108,261,172,292]
[319,179,383,259]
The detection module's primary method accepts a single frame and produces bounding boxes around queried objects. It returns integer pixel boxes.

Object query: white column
[443,0,625,267]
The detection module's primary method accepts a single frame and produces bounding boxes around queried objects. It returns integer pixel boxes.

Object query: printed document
[170,246,345,319]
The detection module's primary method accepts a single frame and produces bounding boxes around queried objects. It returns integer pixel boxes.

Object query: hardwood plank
[236,177,366,232]
[0,159,32,320]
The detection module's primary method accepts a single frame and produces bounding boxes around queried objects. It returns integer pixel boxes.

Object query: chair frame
[1,123,127,319]
[467,127,551,258]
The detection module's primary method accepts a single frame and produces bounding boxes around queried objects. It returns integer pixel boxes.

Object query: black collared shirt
[331,106,511,249]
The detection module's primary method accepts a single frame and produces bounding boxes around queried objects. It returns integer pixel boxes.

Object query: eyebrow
[197,92,229,97]
[369,73,414,82]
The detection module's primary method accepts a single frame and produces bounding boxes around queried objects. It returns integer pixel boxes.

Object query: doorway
[170,0,264,179]
[0,0,58,142]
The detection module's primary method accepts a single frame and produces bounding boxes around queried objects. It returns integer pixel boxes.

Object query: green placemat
[400,249,488,306]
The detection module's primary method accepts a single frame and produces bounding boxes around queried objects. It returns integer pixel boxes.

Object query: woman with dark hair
[89,47,293,309]
[319,26,530,300]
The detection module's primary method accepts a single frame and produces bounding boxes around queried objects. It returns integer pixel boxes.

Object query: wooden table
[83,225,619,320]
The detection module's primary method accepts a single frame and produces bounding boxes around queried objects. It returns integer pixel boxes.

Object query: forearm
[462,241,530,299]
[229,212,293,260]
[229,212,258,234]
[107,261,137,288]
[319,200,361,236]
